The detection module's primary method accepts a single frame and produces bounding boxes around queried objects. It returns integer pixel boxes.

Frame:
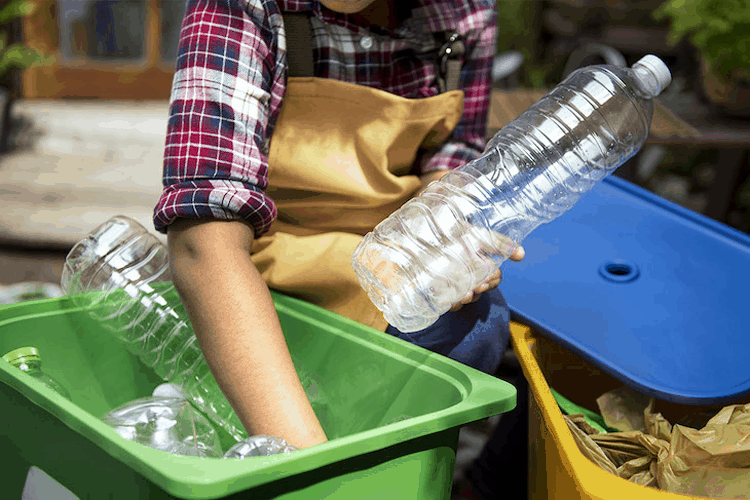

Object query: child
[155,0,523,449]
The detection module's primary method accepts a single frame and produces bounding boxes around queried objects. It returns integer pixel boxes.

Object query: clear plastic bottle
[352,55,672,332]
[3,346,71,399]
[60,216,248,441]
[223,435,297,459]
[102,395,223,458]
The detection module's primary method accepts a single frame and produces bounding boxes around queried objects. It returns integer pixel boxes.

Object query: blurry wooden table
[487,89,750,223]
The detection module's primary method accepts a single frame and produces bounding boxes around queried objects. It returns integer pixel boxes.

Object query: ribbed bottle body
[61,216,248,441]
[353,62,662,332]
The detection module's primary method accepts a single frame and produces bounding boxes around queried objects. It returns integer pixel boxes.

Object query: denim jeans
[384,287,512,375]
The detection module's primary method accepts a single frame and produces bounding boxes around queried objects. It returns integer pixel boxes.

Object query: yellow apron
[251,77,463,331]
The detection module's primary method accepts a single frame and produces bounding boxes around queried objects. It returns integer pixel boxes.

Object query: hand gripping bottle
[352,55,672,332]
[61,216,248,441]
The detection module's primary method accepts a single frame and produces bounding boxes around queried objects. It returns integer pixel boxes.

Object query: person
[154,0,524,450]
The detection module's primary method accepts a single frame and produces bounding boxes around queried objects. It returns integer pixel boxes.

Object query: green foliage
[495,0,535,51]
[518,46,565,88]
[494,0,563,88]
[0,0,34,25]
[654,0,750,78]
[0,0,53,81]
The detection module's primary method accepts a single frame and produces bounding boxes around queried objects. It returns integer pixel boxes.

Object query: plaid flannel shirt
[154,0,498,237]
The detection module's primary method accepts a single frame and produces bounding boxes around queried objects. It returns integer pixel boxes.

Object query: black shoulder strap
[282,12,314,78]
[437,32,464,93]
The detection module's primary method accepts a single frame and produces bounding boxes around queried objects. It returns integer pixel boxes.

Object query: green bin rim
[0,291,516,499]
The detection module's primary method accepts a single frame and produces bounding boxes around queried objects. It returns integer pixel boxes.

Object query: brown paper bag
[657,404,750,497]
[567,413,668,487]
[564,387,750,498]
[596,385,651,432]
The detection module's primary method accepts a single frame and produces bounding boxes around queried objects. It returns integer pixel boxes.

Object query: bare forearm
[167,219,327,449]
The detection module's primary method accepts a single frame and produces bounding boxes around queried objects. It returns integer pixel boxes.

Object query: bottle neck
[13,359,42,373]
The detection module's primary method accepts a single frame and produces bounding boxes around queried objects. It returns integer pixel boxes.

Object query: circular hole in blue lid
[599,260,640,283]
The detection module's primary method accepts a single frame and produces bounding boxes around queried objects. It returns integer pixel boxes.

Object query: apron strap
[283,12,315,78]
[437,32,465,93]
[281,12,463,92]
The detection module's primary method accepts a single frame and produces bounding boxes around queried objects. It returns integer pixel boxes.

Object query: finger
[475,281,497,296]
[450,290,476,312]
[485,269,501,282]
[481,269,501,290]
[464,288,484,305]
[484,279,500,292]
[477,269,499,287]
[461,291,477,305]
[509,246,525,262]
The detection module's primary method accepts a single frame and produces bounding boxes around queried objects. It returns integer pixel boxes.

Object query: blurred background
[0,0,185,296]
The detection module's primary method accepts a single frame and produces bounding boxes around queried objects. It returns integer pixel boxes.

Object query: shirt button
[360,36,374,50]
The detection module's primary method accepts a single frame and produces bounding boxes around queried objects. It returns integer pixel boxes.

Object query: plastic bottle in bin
[3,346,71,399]
[60,216,249,441]
[223,435,297,459]
[352,55,672,333]
[102,395,224,458]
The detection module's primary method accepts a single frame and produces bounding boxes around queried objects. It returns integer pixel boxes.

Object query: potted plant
[654,0,750,117]
[0,0,52,152]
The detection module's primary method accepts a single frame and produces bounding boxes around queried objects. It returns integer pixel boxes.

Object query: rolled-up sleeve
[416,1,497,173]
[154,0,286,237]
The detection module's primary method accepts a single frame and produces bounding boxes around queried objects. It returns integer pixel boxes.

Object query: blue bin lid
[501,175,750,405]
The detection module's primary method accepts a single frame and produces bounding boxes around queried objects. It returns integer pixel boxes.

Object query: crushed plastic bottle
[223,435,297,459]
[101,387,223,458]
[352,55,672,332]
[3,347,71,399]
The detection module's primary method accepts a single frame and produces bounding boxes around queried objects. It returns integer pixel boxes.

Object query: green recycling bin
[0,289,515,499]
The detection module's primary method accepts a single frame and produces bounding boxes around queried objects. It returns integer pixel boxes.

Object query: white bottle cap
[634,55,672,95]
[153,382,188,399]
